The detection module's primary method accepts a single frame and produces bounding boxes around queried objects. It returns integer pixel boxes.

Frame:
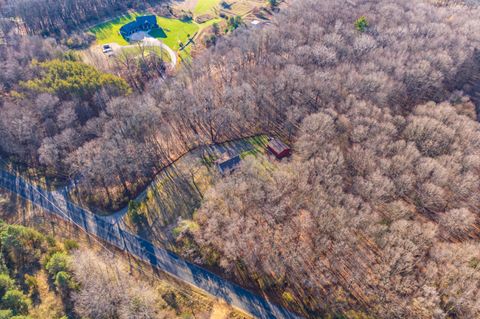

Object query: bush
[281,291,295,303]
[204,34,217,48]
[0,310,12,319]
[45,236,56,247]
[54,271,75,295]
[127,201,146,226]
[63,32,95,49]
[227,16,242,32]
[63,240,79,252]
[212,22,220,35]
[0,275,14,298]
[2,290,31,315]
[45,252,70,277]
[355,16,369,32]
[268,0,278,7]
[23,275,38,296]
[179,11,193,22]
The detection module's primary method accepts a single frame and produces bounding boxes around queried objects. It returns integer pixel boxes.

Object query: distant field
[194,0,221,15]
[228,0,265,17]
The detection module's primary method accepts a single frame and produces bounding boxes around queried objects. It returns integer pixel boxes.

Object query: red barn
[267,138,291,160]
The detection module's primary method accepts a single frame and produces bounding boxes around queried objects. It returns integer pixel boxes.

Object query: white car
[102,44,113,54]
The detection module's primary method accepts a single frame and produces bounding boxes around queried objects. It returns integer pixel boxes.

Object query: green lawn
[155,17,199,50]
[155,17,221,51]
[89,12,198,49]
[194,0,221,15]
[89,12,141,46]
[121,46,172,62]
[240,135,269,159]
[199,17,223,29]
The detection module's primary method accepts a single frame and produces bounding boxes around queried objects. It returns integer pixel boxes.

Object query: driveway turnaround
[0,169,303,319]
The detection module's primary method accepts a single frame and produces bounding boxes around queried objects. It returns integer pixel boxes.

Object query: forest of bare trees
[1,0,480,316]
[71,250,175,318]
[1,0,480,210]
[194,98,480,318]
[185,0,480,317]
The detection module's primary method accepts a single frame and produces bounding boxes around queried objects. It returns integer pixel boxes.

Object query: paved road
[0,169,303,319]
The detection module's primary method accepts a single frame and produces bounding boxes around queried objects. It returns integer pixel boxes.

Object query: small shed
[215,153,241,175]
[267,138,291,160]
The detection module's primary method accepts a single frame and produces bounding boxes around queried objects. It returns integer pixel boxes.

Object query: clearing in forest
[126,136,272,241]
[89,11,220,54]
[87,0,271,62]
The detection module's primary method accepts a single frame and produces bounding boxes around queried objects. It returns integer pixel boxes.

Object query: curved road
[0,169,303,319]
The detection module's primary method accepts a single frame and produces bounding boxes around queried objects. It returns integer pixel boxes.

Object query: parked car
[102,44,113,54]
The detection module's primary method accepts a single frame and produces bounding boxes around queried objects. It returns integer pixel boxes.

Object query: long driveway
[0,169,303,319]
[61,138,260,224]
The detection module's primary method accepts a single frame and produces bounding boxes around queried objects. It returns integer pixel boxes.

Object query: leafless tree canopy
[71,250,173,319]
[0,0,160,35]
[1,0,480,211]
[2,1,480,316]
[194,98,480,318]
[185,0,480,318]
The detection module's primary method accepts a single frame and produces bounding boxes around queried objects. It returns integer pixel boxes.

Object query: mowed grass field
[194,0,221,15]
[90,11,221,52]
[192,0,264,17]
[89,12,141,46]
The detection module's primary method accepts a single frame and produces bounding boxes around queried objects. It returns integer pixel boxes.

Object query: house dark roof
[120,21,136,35]
[120,15,157,35]
[216,154,241,174]
[136,15,157,26]
[267,138,290,155]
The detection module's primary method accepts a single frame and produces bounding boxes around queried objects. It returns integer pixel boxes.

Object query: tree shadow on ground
[149,27,167,38]
[138,165,202,244]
